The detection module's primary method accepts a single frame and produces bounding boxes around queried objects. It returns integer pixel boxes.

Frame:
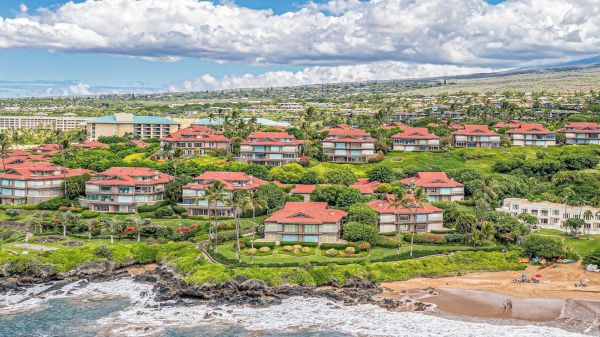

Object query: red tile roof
[321,125,372,138]
[130,140,149,148]
[265,202,347,224]
[73,141,109,149]
[351,178,381,194]
[290,184,317,194]
[558,122,600,133]
[367,194,442,214]
[506,124,554,135]
[0,162,93,180]
[161,125,230,143]
[32,144,61,154]
[242,131,303,146]
[452,125,499,136]
[401,172,464,188]
[184,171,267,191]
[493,121,522,129]
[381,122,409,130]
[87,167,172,186]
[392,127,439,140]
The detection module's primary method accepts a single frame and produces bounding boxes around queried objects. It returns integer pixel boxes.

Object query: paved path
[11,243,57,252]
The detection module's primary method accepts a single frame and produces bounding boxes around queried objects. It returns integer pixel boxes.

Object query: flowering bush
[325,248,338,257]
[367,152,385,163]
[293,248,301,255]
[282,245,294,252]
[345,247,356,255]
[359,242,371,251]
[301,247,311,253]
[292,244,303,250]
[247,248,257,255]
[259,246,271,253]
[297,156,311,167]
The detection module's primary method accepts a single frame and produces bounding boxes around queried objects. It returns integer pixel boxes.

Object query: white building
[498,198,600,234]
[0,115,91,131]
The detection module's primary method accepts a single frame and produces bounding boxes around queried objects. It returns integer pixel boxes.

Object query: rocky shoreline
[0,260,435,313]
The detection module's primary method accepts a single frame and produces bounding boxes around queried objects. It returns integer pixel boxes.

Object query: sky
[0,0,597,97]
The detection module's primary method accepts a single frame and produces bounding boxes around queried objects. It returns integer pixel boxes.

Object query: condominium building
[264,202,348,243]
[452,125,501,148]
[160,125,230,156]
[0,162,92,205]
[506,124,556,147]
[367,195,444,233]
[239,131,303,166]
[498,198,600,233]
[179,171,267,217]
[493,120,522,130]
[392,127,440,152]
[401,172,464,202]
[87,113,180,140]
[320,125,376,163]
[558,122,600,145]
[80,167,172,213]
[0,115,91,131]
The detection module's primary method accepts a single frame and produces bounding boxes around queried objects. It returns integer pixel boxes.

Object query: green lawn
[311,145,600,177]
[215,242,488,265]
[533,229,600,257]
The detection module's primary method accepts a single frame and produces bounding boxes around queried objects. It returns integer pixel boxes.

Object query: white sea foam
[1,278,590,337]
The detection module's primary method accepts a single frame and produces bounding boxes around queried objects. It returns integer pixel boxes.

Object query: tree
[322,167,356,186]
[271,163,305,184]
[367,165,396,183]
[387,190,409,254]
[522,236,566,259]
[57,210,78,237]
[232,190,252,262]
[347,203,379,226]
[310,185,363,209]
[342,221,378,245]
[565,218,585,238]
[5,208,21,220]
[86,219,97,241]
[164,175,193,205]
[517,213,539,230]
[60,173,91,200]
[406,187,429,257]
[100,217,119,244]
[248,190,267,264]
[0,132,12,171]
[203,180,228,247]
[59,136,72,198]
[489,211,529,243]
[583,209,594,236]
[255,183,287,210]
[125,216,151,242]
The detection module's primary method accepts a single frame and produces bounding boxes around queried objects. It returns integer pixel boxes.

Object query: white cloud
[168,61,495,91]
[0,0,598,69]
[64,82,92,96]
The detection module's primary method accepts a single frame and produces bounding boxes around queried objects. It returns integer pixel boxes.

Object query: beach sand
[377,262,600,329]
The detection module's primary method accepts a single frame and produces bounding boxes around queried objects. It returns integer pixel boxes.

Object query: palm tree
[59,135,72,198]
[58,210,76,237]
[100,217,119,244]
[125,216,151,242]
[202,180,228,247]
[386,189,408,255]
[87,219,97,241]
[249,190,267,264]
[584,209,594,237]
[232,191,253,262]
[0,132,12,171]
[407,187,429,257]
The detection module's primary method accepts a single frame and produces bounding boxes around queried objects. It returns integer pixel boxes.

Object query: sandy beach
[378,262,600,327]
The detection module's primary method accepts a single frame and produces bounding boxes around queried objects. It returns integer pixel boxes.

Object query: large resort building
[401,172,464,202]
[238,131,303,166]
[367,194,444,233]
[558,122,600,145]
[391,127,440,152]
[320,125,376,163]
[0,162,92,205]
[87,113,180,140]
[498,198,600,234]
[80,167,172,213]
[160,125,230,156]
[506,124,556,147]
[264,202,348,243]
[0,115,91,131]
[452,125,501,148]
[179,171,267,217]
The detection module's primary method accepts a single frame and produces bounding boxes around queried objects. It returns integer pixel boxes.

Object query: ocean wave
[1,278,590,337]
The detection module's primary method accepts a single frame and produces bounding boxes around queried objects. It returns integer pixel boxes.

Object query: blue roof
[194,117,289,127]
[89,115,179,124]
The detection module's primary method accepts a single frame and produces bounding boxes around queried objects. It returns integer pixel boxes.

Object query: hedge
[81,210,100,219]
[431,229,456,234]
[403,233,447,244]
[137,201,168,213]
[240,239,276,249]
[280,241,318,248]
[319,243,349,250]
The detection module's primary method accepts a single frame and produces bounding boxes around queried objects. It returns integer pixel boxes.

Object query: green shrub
[248,248,257,255]
[137,201,168,213]
[359,242,371,251]
[325,248,338,257]
[153,206,175,218]
[445,233,464,243]
[345,247,356,255]
[342,222,378,245]
[583,250,600,266]
[431,229,456,234]
[280,241,318,247]
[93,245,112,259]
[37,197,74,211]
[375,235,400,248]
[81,210,100,219]
[403,233,447,244]
[320,243,349,250]
[522,235,566,259]
[259,246,271,253]
[172,205,187,215]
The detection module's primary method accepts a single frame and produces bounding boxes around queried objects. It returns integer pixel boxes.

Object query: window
[283,234,299,241]
[302,235,319,243]
[303,225,318,233]
[283,224,298,233]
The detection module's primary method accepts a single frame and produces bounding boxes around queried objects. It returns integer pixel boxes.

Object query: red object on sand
[535,274,542,278]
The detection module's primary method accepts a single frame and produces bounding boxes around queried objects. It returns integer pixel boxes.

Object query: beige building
[87,113,180,140]
[0,115,91,131]
[368,195,444,233]
[498,198,600,234]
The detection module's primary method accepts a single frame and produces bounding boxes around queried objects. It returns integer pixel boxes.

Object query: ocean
[0,279,589,337]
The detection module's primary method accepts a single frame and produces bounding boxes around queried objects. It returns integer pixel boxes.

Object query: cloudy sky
[0,0,598,97]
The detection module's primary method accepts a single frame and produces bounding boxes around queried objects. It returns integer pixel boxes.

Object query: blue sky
[0,0,596,97]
